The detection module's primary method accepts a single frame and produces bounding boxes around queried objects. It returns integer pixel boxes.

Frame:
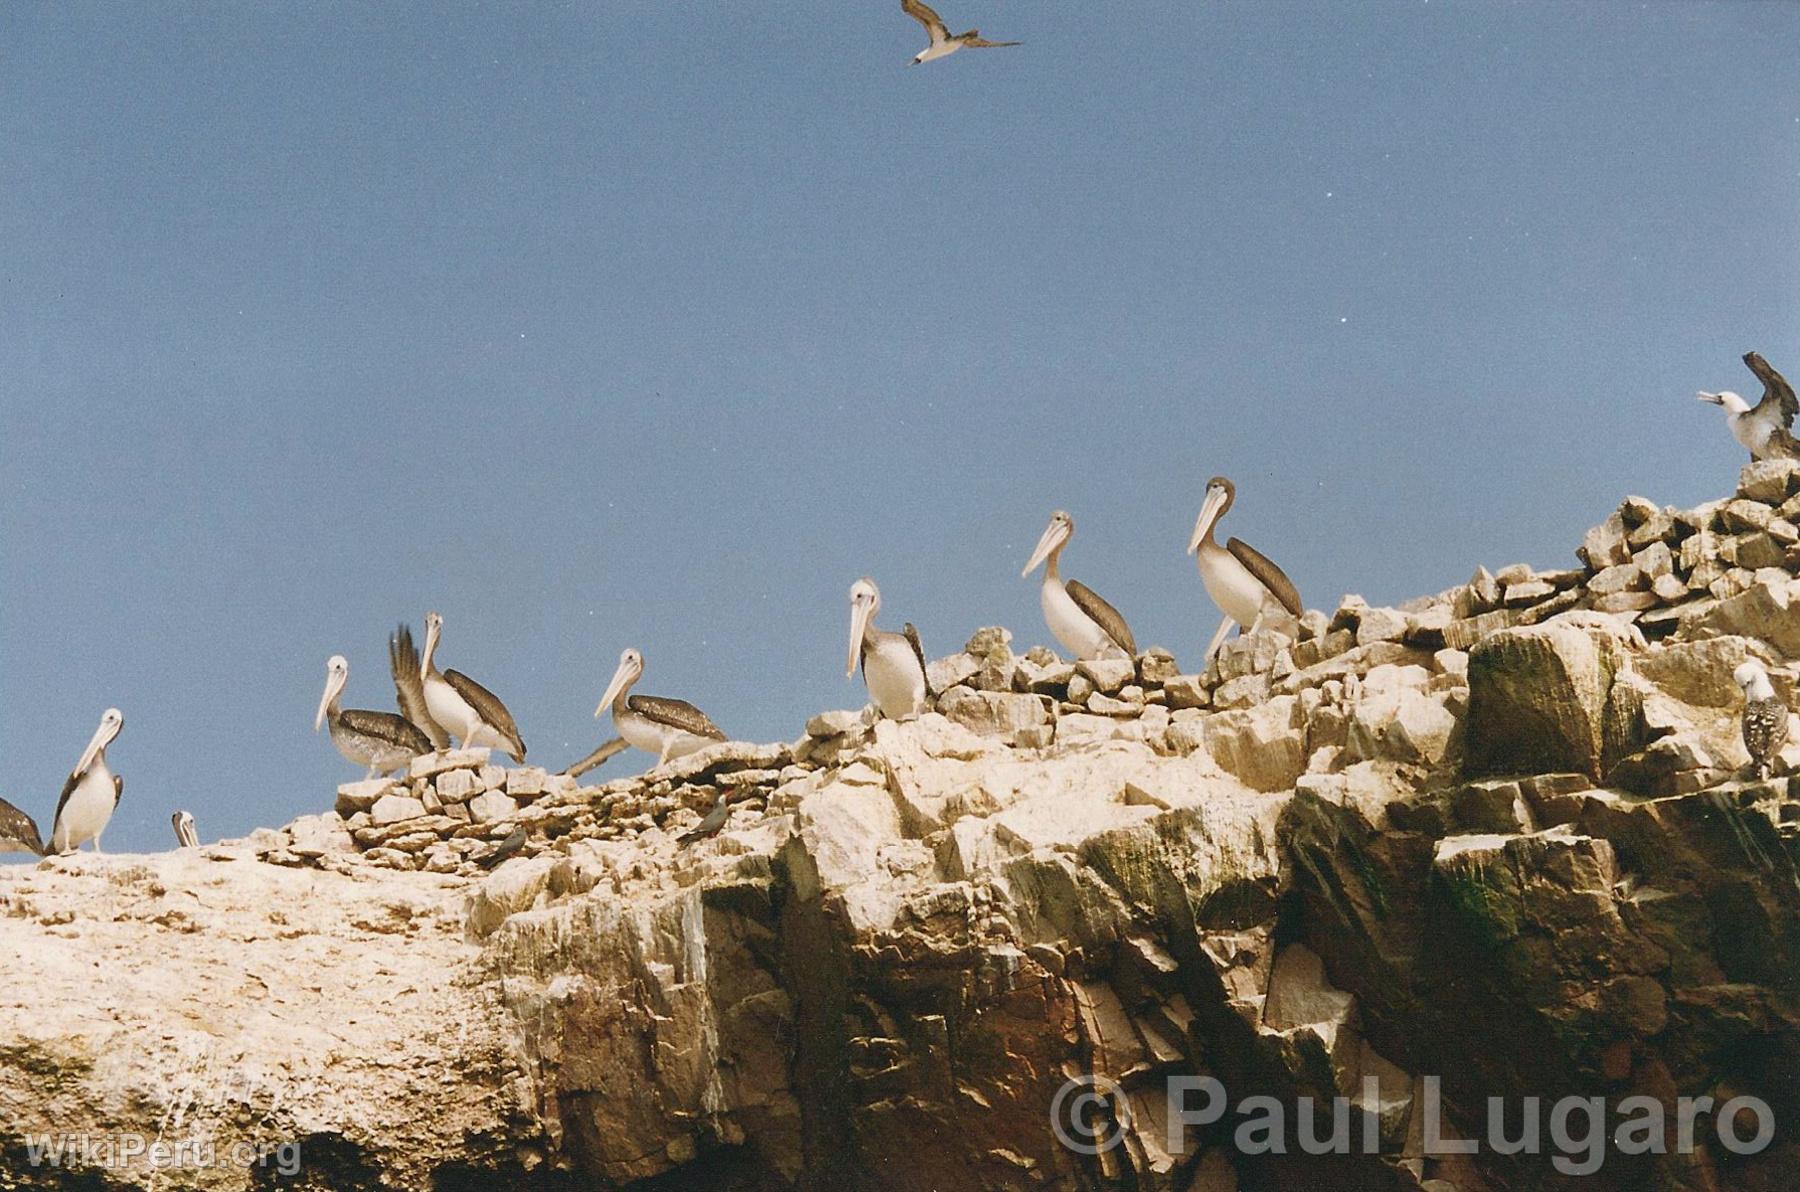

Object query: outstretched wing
[1225,538,1304,617]
[1744,352,1798,427]
[338,707,433,755]
[390,625,450,749]
[0,797,44,856]
[628,694,728,740]
[444,669,527,759]
[1065,580,1137,656]
[962,36,1022,47]
[903,623,933,697]
[564,736,630,779]
[901,0,949,43]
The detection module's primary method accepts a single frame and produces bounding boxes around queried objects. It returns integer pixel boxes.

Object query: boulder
[1464,624,1643,779]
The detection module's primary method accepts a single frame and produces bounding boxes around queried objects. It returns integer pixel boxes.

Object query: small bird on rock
[477,826,527,868]
[1734,661,1791,779]
[677,789,736,845]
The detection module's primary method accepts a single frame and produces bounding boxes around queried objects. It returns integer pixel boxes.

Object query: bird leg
[1203,615,1235,662]
[1247,610,1267,637]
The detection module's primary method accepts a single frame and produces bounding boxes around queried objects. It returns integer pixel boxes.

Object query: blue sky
[3,2,1797,853]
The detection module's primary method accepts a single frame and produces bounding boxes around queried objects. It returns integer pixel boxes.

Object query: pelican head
[1188,477,1236,555]
[1734,660,1776,700]
[848,577,881,677]
[315,655,350,731]
[421,611,444,678]
[596,648,645,718]
[1022,510,1074,578]
[76,707,125,776]
[1699,390,1750,414]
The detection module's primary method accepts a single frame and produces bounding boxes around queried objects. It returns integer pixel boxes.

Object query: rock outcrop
[4,465,1800,1191]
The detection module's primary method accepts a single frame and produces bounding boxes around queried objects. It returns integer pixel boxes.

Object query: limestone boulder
[1464,624,1643,780]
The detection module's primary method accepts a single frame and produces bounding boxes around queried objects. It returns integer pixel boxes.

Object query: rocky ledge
[4,465,1800,1191]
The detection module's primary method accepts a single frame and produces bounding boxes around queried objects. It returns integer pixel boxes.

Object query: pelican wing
[443,669,527,760]
[390,625,450,749]
[564,736,630,779]
[903,623,933,697]
[337,707,434,755]
[0,797,44,856]
[50,770,81,837]
[1065,580,1138,656]
[901,0,949,43]
[1744,352,1798,427]
[1226,538,1304,617]
[628,694,727,740]
[962,36,1021,47]
[113,774,124,803]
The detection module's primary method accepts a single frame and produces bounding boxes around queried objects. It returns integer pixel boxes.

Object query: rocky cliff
[4,465,1800,1192]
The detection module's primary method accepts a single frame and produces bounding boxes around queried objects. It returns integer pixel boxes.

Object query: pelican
[847,578,931,721]
[594,648,727,767]
[315,655,433,777]
[390,623,450,749]
[1735,661,1790,779]
[171,810,199,849]
[50,708,124,855]
[1187,477,1304,662]
[0,798,45,857]
[419,611,526,762]
[1021,511,1137,661]
[1698,352,1799,461]
[901,0,1020,65]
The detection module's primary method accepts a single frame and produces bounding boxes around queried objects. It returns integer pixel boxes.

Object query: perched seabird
[390,623,450,750]
[563,736,630,779]
[171,810,199,849]
[1698,352,1800,461]
[1187,476,1304,662]
[595,648,727,767]
[1020,511,1137,661]
[848,578,931,721]
[477,826,528,868]
[0,797,45,857]
[50,708,124,855]
[419,611,527,762]
[901,0,1020,65]
[1735,661,1790,779]
[677,789,735,845]
[315,655,434,777]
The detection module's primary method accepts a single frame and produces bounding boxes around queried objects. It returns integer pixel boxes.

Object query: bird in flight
[901,0,1020,65]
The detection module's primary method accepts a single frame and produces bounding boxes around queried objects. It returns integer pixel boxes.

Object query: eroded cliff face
[4,465,1800,1192]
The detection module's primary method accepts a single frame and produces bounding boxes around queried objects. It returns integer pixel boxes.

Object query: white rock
[370,794,427,827]
[436,769,481,803]
[410,748,492,779]
[807,709,866,739]
[335,778,397,815]
[1075,657,1135,694]
[505,767,551,799]
[286,813,356,858]
[468,791,520,823]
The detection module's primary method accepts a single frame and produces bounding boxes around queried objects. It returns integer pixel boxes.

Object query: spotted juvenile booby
[901,0,1020,65]
[1021,511,1137,661]
[1187,477,1304,662]
[0,797,45,857]
[419,611,527,762]
[50,708,124,855]
[171,810,199,850]
[1698,352,1800,461]
[316,655,434,777]
[677,789,736,845]
[595,648,727,767]
[1735,661,1790,779]
[390,623,451,750]
[848,578,931,721]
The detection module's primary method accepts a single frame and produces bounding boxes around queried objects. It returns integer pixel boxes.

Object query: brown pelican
[171,810,199,849]
[390,623,450,749]
[1021,511,1137,661]
[315,655,433,777]
[419,611,527,762]
[902,0,1020,64]
[1735,661,1790,779]
[677,789,736,845]
[594,648,727,767]
[1698,352,1800,461]
[0,798,45,857]
[50,708,123,855]
[1187,477,1304,662]
[848,578,931,721]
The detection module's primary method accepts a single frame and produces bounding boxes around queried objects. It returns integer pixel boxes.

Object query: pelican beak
[848,598,874,678]
[1021,520,1064,578]
[1188,489,1227,555]
[314,672,340,733]
[595,657,634,719]
[74,720,111,778]
[420,619,439,681]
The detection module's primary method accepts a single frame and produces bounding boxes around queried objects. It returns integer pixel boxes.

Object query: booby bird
[594,648,727,767]
[1698,352,1800,461]
[1735,661,1790,779]
[1186,477,1304,662]
[0,798,45,857]
[677,789,736,845]
[1020,511,1137,661]
[50,708,124,855]
[419,611,527,762]
[390,624,450,750]
[171,810,199,849]
[315,655,434,777]
[901,0,1020,65]
[848,578,931,721]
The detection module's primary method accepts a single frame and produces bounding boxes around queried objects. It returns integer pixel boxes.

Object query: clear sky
[3,2,1798,854]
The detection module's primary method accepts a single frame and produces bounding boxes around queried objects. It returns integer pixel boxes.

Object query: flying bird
[315,655,434,777]
[0,797,45,857]
[677,789,736,845]
[847,578,931,722]
[1697,352,1800,461]
[1021,511,1137,661]
[901,0,1020,65]
[171,810,199,850]
[419,611,527,762]
[1735,661,1790,779]
[1187,476,1304,663]
[50,708,124,855]
[595,648,728,768]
